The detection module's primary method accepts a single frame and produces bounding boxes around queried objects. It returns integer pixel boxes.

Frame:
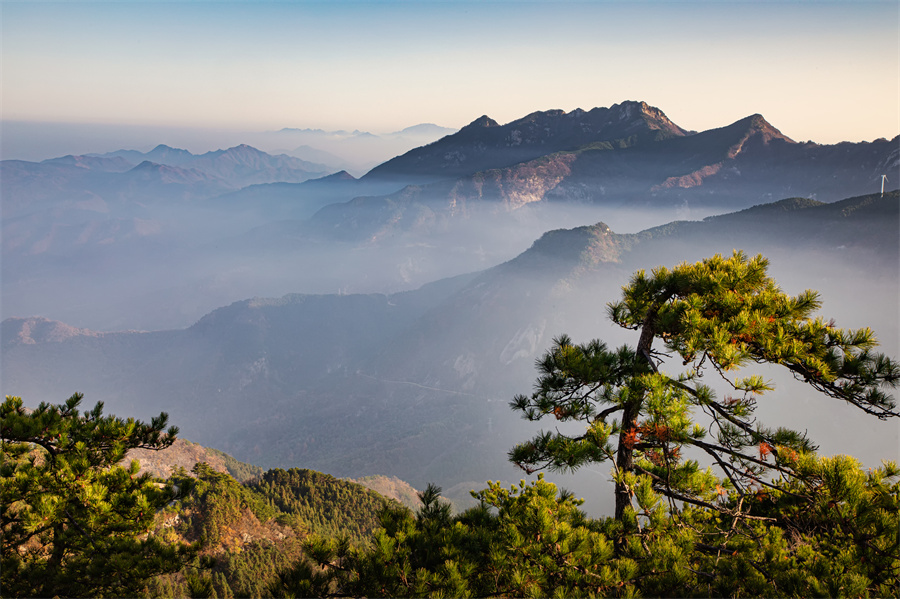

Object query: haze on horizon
[2,0,899,162]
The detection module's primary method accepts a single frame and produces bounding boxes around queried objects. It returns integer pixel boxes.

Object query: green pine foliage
[1,393,194,598]
[252,468,397,545]
[510,251,899,522]
[169,463,278,548]
[203,447,265,483]
[275,461,898,598]
[150,538,307,599]
[145,462,304,599]
[216,539,305,598]
[145,464,401,598]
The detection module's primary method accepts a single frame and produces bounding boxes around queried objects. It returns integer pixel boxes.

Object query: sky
[2,0,899,146]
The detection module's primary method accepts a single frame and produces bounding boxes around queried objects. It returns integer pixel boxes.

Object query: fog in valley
[3,106,898,516]
[2,193,714,332]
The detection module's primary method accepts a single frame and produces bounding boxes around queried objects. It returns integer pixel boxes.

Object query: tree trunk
[613,398,641,521]
[43,524,67,597]
[614,307,658,521]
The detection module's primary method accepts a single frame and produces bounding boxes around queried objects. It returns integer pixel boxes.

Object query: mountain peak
[607,100,686,134]
[612,99,650,113]
[130,160,163,171]
[199,144,267,160]
[507,221,623,271]
[2,317,102,347]
[460,115,500,131]
[316,170,357,182]
[719,113,794,159]
[391,123,458,137]
[736,113,793,142]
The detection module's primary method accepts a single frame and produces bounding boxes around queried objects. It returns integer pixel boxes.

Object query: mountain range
[3,143,330,220]
[5,102,894,262]
[0,119,459,172]
[305,107,896,244]
[364,101,688,183]
[203,102,896,258]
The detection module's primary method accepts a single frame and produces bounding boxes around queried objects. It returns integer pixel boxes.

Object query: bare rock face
[2,317,104,347]
[125,439,236,480]
[348,474,423,511]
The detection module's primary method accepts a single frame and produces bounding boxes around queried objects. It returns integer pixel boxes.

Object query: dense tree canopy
[253,468,397,544]
[274,461,899,597]
[146,464,402,598]
[1,393,191,598]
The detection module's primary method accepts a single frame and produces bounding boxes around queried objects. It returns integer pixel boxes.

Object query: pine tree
[1,393,193,597]
[268,252,899,597]
[509,251,899,524]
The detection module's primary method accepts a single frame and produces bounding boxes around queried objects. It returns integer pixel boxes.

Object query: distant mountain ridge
[3,316,105,346]
[90,143,331,187]
[2,142,332,223]
[365,100,687,183]
[305,108,895,243]
[258,123,459,174]
[0,143,337,265]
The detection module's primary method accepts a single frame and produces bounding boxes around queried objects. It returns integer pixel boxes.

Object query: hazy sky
[2,0,898,144]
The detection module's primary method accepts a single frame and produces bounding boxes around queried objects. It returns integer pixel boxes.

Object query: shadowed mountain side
[364,100,687,183]
[3,192,897,512]
[627,191,900,271]
[0,158,230,224]
[0,272,479,425]
[310,155,584,243]
[207,170,406,222]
